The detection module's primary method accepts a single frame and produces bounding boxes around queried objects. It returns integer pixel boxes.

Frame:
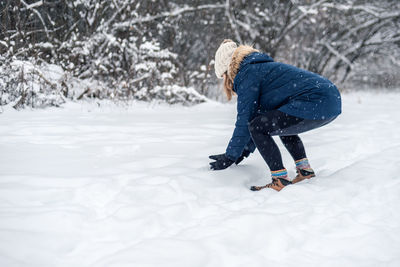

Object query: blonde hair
[223,72,235,101]
[218,39,236,101]
[221,41,259,101]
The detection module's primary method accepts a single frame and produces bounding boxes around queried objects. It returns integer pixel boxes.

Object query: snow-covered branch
[321,3,383,17]
[98,2,130,32]
[20,0,43,11]
[20,0,49,39]
[318,41,354,68]
[113,4,225,30]
[272,0,327,47]
[224,0,243,44]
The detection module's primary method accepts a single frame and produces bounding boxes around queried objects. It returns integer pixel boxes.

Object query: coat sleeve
[225,76,260,161]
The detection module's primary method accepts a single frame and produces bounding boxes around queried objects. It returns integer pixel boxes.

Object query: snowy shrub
[0,59,66,109]
[58,32,205,104]
[147,85,208,105]
[0,0,209,108]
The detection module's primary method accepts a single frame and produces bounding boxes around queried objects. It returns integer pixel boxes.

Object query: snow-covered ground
[0,92,399,267]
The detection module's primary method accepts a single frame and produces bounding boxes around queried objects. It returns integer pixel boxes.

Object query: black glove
[235,149,251,165]
[209,153,234,170]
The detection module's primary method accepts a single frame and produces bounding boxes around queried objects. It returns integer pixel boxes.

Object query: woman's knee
[248,115,271,135]
[248,116,259,135]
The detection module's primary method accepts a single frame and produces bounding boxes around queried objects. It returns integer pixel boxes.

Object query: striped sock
[295,158,313,172]
[271,168,288,180]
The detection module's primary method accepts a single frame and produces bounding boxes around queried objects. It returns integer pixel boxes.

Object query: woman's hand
[209,154,234,170]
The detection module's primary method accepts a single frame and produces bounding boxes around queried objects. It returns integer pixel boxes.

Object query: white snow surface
[1,92,400,267]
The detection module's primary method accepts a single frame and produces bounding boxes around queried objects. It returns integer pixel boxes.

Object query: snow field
[0,92,400,267]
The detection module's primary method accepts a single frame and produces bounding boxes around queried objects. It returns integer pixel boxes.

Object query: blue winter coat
[225,52,341,161]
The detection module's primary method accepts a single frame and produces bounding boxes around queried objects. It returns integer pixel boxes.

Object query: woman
[209,40,341,191]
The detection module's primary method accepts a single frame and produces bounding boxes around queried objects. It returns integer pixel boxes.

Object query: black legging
[248,110,335,171]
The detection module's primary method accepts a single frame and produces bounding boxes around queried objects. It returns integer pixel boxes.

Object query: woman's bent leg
[248,110,335,190]
[249,110,304,173]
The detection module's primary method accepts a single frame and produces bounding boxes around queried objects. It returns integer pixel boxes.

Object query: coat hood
[228,45,274,82]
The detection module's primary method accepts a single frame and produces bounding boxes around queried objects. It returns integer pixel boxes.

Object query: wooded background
[1,0,399,108]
